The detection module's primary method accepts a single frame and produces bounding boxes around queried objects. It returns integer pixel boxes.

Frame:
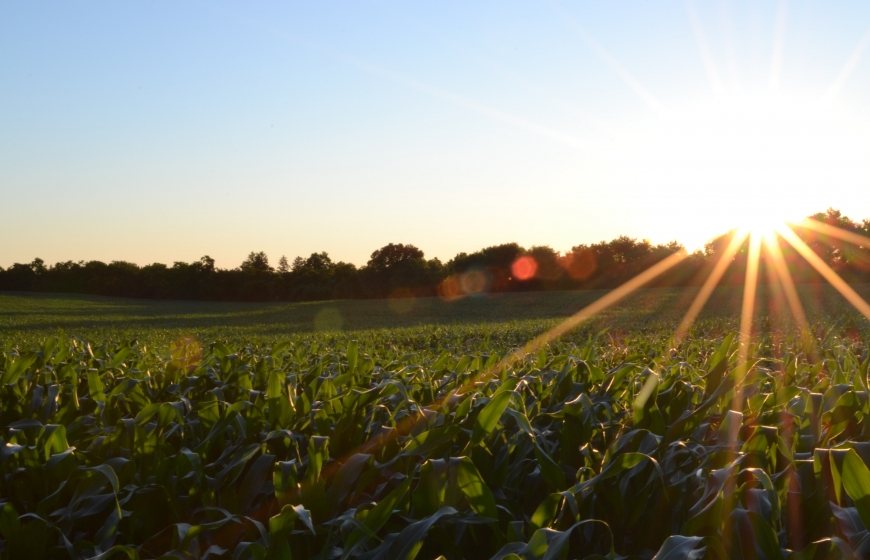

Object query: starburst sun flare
[605,90,870,251]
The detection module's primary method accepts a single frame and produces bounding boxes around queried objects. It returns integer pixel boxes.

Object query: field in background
[2,283,868,343]
[1,285,869,558]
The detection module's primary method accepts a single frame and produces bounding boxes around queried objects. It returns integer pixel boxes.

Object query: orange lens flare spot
[438,269,491,301]
[388,288,416,314]
[562,249,597,280]
[460,269,489,294]
[437,275,463,301]
[511,256,538,281]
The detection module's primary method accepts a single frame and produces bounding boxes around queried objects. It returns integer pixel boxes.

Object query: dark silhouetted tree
[199,255,215,273]
[364,243,430,296]
[240,251,272,273]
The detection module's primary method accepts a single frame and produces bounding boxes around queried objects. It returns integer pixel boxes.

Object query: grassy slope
[1,283,867,343]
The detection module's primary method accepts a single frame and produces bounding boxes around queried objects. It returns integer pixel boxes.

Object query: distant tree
[366,244,425,272]
[447,243,524,291]
[0,207,865,301]
[30,258,47,275]
[332,261,360,298]
[526,246,562,283]
[141,263,167,273]
[300,252,333,273]
[426,257,445,278]
[479,243,524,272]
[140,262,171,298]
[240,251,272,272]
[606,236,650,264]
[803,209,863,271]
[199,255,215,273]
[704,232,733,258]
[562,244,598,284]
[580,237,663,287]
[288,252,336,299]
[448,252,469,271]
[364,243,430,296]
[662,241,684,253]
[1,262,37,290]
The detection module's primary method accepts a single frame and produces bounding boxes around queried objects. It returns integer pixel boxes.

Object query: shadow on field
[1,284,867,338]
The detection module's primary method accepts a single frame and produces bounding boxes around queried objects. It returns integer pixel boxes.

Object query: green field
[1,287,869,559]
[2,283,867,340]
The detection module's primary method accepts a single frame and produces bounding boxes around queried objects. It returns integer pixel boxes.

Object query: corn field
[1,319,869,559]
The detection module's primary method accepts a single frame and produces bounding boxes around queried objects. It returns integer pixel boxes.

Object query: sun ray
[779,225,870,319]
[685,0,725,96]
[338,58,593,151]
[464,51,615,139]
[761,242,791,332]
[763,233,816,352]
[720,232,763,554]
[717,1,743,93]
[725,233,763,452]
[738,234,763,383]
[823,25,870,101]
[551,3,665,113]
[503,250,688,354]
[207,4,593,153]
[762,230,814,548]
[324,249,689,470]
[792,217,870,248]
[769,0,789,91]
[792,219,870,276]
[674,230,748,344]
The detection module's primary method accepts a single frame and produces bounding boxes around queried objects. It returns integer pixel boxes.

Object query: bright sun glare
[733,209,788,241]
[607,90,868,250]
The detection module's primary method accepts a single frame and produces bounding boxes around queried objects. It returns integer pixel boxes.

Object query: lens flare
[562,248,598,280]
[314,307,344,331]
[511,256,538,281]
[388,289,417,314]
[292,217,870,528]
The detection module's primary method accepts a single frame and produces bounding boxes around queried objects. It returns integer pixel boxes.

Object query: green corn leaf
[456,457,497,519]
[842,449,870,529]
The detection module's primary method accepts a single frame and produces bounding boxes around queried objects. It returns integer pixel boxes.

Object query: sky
[2,1,870,269]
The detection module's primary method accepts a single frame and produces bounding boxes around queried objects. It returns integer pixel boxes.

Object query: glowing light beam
[763,233,815,352]
[674,230,748,345]
[551,2,665,113]
[779,226,870,319]
[685,0,725,96]
[793,218,870,248]
[769,0,789,91]
[326,249,688,469]
[823,25,870,101]
[727,233,762,452]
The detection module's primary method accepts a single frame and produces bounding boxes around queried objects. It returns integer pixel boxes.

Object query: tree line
[1,210,867,302]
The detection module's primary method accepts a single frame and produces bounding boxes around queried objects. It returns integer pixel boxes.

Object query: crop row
[0,321,869,559]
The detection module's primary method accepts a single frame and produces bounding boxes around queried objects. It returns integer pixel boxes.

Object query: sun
[732,205,792,242]
[602,89,869,251]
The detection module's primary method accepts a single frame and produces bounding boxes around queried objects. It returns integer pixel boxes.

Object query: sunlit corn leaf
[472,381,517,444]
[651,535,705,559]
[841,449,870,529]
[362,506,457,560]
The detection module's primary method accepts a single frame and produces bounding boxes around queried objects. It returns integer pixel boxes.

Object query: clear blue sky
[2,1,869,268]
